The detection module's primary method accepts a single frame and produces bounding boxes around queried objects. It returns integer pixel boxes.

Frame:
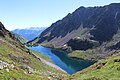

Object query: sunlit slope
[0,22,67,80]
[68,52,120,80]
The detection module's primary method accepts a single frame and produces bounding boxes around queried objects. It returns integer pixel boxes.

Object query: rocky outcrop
[0,60,14,70]
[67,38,99,50]
[0,22,7,37]
[109,42,120,50]
[0,22,15,40]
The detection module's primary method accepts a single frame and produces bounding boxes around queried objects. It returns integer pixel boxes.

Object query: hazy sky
[0,0,119,30]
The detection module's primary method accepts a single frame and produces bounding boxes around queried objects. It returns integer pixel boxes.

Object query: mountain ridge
[33,3,120,44]
[30,3,120,60]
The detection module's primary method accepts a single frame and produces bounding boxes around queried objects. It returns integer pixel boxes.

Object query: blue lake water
[28,46,95,74]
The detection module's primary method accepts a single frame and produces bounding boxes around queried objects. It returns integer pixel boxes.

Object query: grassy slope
[68,52,120,80]
[0,36,67,80]
[68,50,95,60]
[13,33,28,44]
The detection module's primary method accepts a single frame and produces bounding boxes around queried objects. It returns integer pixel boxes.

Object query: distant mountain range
[12,27,47,41]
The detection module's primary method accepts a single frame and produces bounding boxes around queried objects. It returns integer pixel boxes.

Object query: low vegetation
[13,33,28,44]
[68,50,96,60]
[68,52,120,80]
[0,37,67,80]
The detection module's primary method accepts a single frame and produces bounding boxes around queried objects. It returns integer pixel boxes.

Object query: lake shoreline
[35,53,67,73]
[28,50,68,74]
[40,44,97,61]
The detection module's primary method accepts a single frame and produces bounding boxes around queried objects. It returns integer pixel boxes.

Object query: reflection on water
[28,46,96,74]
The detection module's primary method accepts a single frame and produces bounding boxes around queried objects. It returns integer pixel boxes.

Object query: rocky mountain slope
[30,3,120,60]
[0,22,67,80]
[12,27,47,41]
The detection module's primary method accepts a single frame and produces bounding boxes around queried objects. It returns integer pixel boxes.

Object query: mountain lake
[28,46,96,74]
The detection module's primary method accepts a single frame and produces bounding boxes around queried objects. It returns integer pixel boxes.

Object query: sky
[0,0,119,30]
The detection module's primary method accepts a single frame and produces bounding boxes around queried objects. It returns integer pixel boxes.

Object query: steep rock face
[32,3,120,48]
[67,38,99,50]
[0,22,8,37]
[0,22,15,39]
[0,22,5,30]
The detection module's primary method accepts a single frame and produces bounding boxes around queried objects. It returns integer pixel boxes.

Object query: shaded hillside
[0,22,67,80]
[12,27,47,41]
[0,22,15,39]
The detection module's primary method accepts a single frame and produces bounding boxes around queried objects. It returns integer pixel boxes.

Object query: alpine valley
[0,22,67,80]
[0,3,120,80]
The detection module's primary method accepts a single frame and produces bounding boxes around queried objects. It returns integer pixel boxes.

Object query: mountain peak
[109,3,120,6]
[0,22,5,30]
